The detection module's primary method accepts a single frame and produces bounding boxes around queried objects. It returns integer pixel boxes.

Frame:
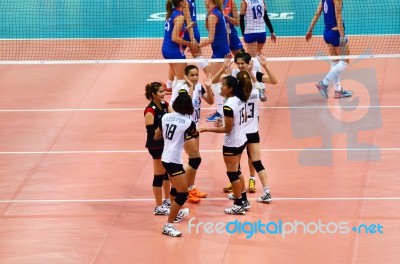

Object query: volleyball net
[0,0,399,63]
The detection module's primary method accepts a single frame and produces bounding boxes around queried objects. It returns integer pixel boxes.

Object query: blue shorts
[162,47,186,59]
[323,29,343,47]
[229,34,243,52]
[243,32,266,44]
[211,45,231,59]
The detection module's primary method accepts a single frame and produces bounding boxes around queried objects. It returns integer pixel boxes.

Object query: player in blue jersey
[162,0,197,94]
[200,0,230,123]
[204,0,245,122]
[306,0,352,99]
[165,0,211,95]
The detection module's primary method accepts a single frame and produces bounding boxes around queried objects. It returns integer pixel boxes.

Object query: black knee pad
[227,171,240,183]
[188,157,202,170]
[163,172,169,181]
[170,187,178,197]
[175,192,188,206]
[152,174,164,187]
[252,160,265,172]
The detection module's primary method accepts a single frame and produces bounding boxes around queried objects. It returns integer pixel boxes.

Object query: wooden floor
[0,58,399,264]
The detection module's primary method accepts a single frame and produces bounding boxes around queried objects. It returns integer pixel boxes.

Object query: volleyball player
[231,54,277,203]
[223,0,243,56]
[166,0,211,94]
[170,65,214,203]
[306,0,352,99]
[162,0,197,94]
[239,0,276,72]
[199,0,230,122]
[199,74,250,215]
[144,82,172,215]
[161,91,199,237]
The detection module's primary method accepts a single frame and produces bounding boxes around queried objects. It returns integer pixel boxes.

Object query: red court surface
[0,58,399,263]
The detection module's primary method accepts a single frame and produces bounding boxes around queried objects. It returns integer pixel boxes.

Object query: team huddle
[146,0,352,237]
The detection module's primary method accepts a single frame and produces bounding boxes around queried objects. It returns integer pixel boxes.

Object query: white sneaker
[174,208,190,223]
[224,204,245,215]
[154,205,170,215]
[257,191,272,203]
[162,223,182,237]
[227,193,236,200]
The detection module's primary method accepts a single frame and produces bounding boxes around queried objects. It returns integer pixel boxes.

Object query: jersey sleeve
[144,107,155,117]
[223,105,234,118]
[185,121,199,140]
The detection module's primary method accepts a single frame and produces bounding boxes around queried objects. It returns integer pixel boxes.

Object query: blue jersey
[187,0,200,36]
[322,0,340,29]
[223,0,239,36]
[209,7,229,49]
[162,10,185,53]
[183,0,201,43]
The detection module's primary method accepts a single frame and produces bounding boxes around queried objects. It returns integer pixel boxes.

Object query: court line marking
[0,197,399,203]
[0,105,400,113]
[0,148,399,155]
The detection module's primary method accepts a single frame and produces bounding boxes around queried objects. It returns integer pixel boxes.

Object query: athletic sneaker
[257,191,272,203]
[163,199,171,208]
[258,84,267,102]
[206,111,222,122]
[248,178,256,193]
[227,193,236,200]
[187,192,201,203]
[223,183,233,193]
[190,187,207,198]
[154,205,170,215]
[334,88,353,98]
[315,81,329,99]
[162,223,182,237]
[224,204,245,215]
[174,208,190,223]
[242,200,251,210]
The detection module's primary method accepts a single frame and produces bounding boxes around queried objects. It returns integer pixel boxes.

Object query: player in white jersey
[220,51,277,204]
[170,65,214,203]
[160,91,199,237]
[199,75,250,215]
[239,0,276,71]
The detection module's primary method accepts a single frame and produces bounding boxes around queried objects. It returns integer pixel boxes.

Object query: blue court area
[0,0,399,39]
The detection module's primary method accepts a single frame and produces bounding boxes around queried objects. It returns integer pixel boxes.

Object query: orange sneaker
[190,187,207,198]
[223,183,233,193]
[187,192,201,203]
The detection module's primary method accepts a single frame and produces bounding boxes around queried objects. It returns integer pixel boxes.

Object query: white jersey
[170,83,205,124]
[244,0,266,34]
[223,96,247,147]
[244,87,260,134]
[161,112,197,164]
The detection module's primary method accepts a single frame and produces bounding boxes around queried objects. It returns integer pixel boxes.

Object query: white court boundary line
[0,197,399,204]
[1,105,400,113]
[0,148,399,155]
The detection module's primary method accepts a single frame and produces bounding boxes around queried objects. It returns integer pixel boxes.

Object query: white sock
[249,176,256,180]
[212,83,223,114]
[263,187,270,193]
[323,61,348,87]
[252,57,261,72]
[166,80,173,89]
